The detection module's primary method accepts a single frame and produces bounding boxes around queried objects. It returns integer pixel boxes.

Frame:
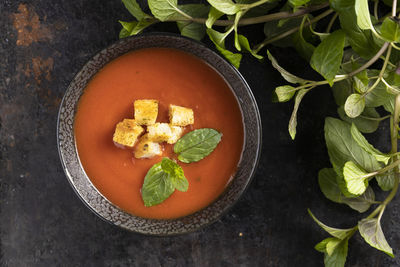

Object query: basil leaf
[338,106,380,134]
[344,93,365,118]
[383,95,395,113]
[206,6,224,28]
[381,17,400,42]
[358,218,394,257]
[315,237,338,253]
[174,128,222,163]
[365,72,392,107]
[318,168,375,213]
[207,0,240,15]
[274,85,296,102]
[324,238,349,267]
[148,0,189,21]
[326,238,342,256]
[355,0,374,30]
[324,117,381,176]
[119,19,156,38]
[141,162,175,207]
[343,161,369,196]
[142,158,188,206]
[332,78,352,106]
[308,210,355,240]
[350,123,390,164]
[266,51,308,84]
[376,169,395,191]
[122,0,149,21]
[310,30,346,86]
[288,88,309,139]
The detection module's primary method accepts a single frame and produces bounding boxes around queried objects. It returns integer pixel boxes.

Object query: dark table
[1,1,400,266]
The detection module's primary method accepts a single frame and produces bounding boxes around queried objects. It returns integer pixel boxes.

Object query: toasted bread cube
[113,119,144,147]
[147,123,173,142]
[167,125,184,144]
[169,104,194,126]
[134,99,158,125]
[134,134,162,159]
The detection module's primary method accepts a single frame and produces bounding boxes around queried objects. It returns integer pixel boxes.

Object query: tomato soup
[74,48,244,219]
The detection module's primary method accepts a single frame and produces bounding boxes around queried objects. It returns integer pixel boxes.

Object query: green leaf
[332,78,352,106]
[263,16,304,47]
[141,162,175,207]
[207,0,240,15]
[384,70,400,94]
[315,238,337,253]
[206,28,242,68]
[119,28,130,39]
[350,123,390,164]
[353,70,369,93]
[289,0,311,7]
[176,4,209,41]
[383,95,395,113]
[288,89,309,139]
[326,238,342,256]
[310,30,346,86]
[358,218,394,257]
[274,85,296,102]
[206,7,224,28]
[344,94,365,118]
[161,158,188,192]
[119,19,156,38]
[308,210,354,240]
[266,51,308,84]
[324,117,381,176]
[324,238,349,267]
[343,161,370,195]
[355,0,374,30]
[237,34,263,59]
[318,168,375,212]
[376,169,395,191]
[174,128,222,163]
[381,17,400,42]
[122,0,149,21]
[365,76,392,107]
[148,0,191,21]
[338,106,380,134]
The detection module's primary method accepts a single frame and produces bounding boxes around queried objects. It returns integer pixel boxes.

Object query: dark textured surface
[1,1,399,266]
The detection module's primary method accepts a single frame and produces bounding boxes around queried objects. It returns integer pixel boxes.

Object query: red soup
[74,48,244,219]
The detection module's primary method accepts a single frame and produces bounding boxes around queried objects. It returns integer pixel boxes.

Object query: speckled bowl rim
[57,32,262,235]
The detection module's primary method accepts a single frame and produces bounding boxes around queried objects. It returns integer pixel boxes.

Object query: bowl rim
[57,32,262,236]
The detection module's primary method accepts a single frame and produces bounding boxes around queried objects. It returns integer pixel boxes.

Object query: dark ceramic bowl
[57,33,261,235]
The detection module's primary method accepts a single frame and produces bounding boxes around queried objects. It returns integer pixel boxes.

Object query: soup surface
[74,48,244,219]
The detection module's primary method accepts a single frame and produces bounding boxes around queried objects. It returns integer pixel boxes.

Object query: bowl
[57,32,262,235]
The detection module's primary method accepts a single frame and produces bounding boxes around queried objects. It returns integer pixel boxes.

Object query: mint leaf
[358,218,394,257]
[324,238,349,267]
[274,85,296,102]
[318,168,375,213]
[206,28,242,68]
[338,106,380,134]
[122,0,149,21]
[355,0,374,30]
[206,6,224,28]
[308,210,354,240]
[174,128,222,163]
[350,123,390,164]
[310,30,346,86]
[324,117,381,176]
[142,158,188,206]
[141,162,175,207]
[266,51,308,84]
[288,89,309,139]
[237,34,263,59]
[344,94,365,118]
[207,0,240,15]
[381,17,400,42]
[343,161,370,196]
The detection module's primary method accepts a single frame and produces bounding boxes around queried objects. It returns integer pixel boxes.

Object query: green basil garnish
[141,158,188,207]
[174,128,222,163]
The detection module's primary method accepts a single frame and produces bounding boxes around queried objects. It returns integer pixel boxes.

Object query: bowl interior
[57,33,262,235]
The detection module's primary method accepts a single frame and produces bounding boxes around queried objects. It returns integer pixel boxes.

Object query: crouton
[167,125,184,144]
[147,123,173,142]
[169,104,194,126]
[134,99,158,125]
[134,134,162,159]
[113,119,144,147]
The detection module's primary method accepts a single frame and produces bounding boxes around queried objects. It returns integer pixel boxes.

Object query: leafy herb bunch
[118,0,400,266]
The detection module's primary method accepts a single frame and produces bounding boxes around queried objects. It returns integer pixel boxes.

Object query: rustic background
[1,0,400,266]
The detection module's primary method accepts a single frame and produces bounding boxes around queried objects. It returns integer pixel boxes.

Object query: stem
[177,3,330,26]
[347,42,389,77]
[325,12,338,33]
[358,114,391,121]
[374,0,379,20]
[254,9,334,53]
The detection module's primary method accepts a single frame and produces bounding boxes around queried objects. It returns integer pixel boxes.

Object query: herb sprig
[120,0,400,265]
